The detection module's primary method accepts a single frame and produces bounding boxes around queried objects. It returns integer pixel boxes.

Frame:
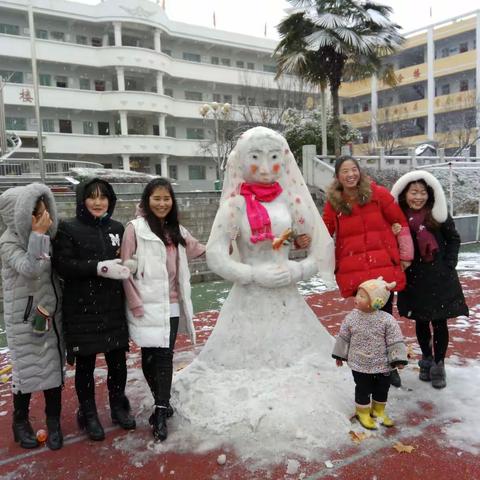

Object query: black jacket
[397,215,469,322]
[52,179,129,358]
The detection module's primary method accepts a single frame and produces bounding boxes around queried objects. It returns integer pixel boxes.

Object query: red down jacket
[323,179,409,298]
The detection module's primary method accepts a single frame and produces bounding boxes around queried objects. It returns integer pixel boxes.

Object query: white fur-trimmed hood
[390,170,448,223]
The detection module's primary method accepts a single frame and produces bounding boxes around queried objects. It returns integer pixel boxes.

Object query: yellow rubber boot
[355,405,377,430]
[370,401,394,427]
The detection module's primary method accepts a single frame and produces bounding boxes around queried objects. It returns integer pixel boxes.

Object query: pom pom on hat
[358,277,396,310]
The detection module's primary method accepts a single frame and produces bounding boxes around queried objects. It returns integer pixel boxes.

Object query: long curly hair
[139,178,186,247]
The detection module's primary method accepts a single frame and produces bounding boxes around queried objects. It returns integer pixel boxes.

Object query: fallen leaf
[393,442,415,453]
[349,430,368,443]
[407,344,415,359]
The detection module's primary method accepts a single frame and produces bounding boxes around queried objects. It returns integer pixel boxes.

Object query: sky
[79,0,480,39]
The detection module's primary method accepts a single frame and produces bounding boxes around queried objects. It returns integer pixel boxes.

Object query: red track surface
[1,274,479,479]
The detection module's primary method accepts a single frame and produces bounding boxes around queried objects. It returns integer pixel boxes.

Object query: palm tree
[275,0,404,156]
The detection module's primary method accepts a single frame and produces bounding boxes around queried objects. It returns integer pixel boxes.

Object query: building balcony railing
[0,34,278,89]
[42,132,209,157]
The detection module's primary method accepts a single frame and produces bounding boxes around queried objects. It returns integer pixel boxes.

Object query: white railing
[0,158,103,177]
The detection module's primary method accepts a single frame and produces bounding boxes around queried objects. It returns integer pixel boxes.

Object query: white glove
[97,259,130,280]
[253,265,291,288]
[123,254,138,275]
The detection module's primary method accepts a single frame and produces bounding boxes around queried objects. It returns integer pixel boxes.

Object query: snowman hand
[253,265,291,288]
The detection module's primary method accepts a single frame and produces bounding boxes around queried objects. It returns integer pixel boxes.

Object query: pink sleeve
[398,226,414,261]
[183,228,206,260]
[121,223,144,315]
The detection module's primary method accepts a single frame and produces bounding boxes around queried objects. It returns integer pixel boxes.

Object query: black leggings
[141,317,179,406]
[352,371,391,405]
[75,348,127,404]
[13,386,62,419]
[415,319,449,363]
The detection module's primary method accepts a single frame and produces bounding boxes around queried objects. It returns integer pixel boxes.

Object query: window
[353,104,359,113]
[186,128,204,140]
[362,103,369,112]
[98,122,110,135]
[247,97,256,106]
[56,76,68,88]
[263,64,276,73]
[36,29,48,39]
[264,99,278,108]
[247,62,255,70]
[164,88,173,97]
[79,78,90,90]
[238,96,246,105]
[6,117,27,130]
[83,121,94,134]
[162,48,172,56]
[212,93,221,102]
[459,42,468,53]
[76,35,88,45]
[91,37,102,47]
[0,23,20,35]
[0,70,23,83]
[39,74,51,86]
[94,80,105,91]
[223,95,232,103]
[185,91,203,101]
[236,60,244,68]
[125,78,137,91]
[220,58,231,66]
[51,31,65,42]
[183,52,201,62]
[441,47,449,58]
[188,165,206,180]
[168,165,178,179]
[460,79,469,92]
[441,84,450,95]
[59,119,72,133]
[42,119,54,132]
[211,56,219,65]
[153,124,160,136]
[166,126,176,137]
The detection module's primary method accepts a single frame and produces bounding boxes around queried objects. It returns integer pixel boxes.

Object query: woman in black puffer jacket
[53,178,135,440]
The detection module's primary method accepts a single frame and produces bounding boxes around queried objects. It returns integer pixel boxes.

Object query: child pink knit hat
[358,277,397,310]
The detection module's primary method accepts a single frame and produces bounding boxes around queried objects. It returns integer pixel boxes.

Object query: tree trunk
[320,86,328,156]
[330,83,341,157]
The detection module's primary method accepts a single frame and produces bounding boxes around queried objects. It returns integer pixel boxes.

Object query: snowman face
[240,135,285,184]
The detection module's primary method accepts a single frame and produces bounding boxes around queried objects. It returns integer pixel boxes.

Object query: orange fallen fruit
[36,429,48,443]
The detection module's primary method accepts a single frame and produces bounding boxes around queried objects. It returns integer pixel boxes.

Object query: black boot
[166,402,174,418]
[390,369,402,388]
[418,356,433,381]
[110,395,136,430]
[12,415,39,449]
[77,400,105,441]
[149,406,168,441]
[46,417,63,450]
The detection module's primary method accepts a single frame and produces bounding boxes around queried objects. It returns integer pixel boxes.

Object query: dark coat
[397,215,469,322]
[323,178,408,297]
[52,179,129,358]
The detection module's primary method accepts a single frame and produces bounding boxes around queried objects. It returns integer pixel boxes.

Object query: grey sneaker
[430,361,447,389]
[418,356,433,382]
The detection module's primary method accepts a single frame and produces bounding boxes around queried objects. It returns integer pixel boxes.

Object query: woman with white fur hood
[391,170,469,389]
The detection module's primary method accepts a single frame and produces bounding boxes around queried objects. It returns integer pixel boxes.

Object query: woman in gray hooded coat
[0,183,64,450]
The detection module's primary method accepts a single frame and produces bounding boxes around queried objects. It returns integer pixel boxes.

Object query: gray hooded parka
[0,183,64,394]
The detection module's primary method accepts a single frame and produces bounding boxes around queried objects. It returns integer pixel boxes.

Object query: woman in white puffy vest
[0,183,64,450]
[121,178,205,442]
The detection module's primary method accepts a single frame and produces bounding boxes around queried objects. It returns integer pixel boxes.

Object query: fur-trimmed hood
[390,170,448,223]
[0,183,58,245]
[326,175,372,215]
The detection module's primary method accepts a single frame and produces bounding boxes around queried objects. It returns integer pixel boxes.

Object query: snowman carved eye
[272,154,277,159]
[252,154,258,160]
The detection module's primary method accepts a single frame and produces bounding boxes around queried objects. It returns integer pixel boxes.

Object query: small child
[332,277,408,429]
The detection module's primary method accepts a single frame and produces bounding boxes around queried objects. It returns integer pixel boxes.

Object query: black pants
[352,371,391,405]
[13,386,62,420]
[141,317,179,406]
[75,347,127,404]
[415,319,449,363]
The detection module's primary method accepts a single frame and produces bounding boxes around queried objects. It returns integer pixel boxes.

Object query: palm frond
[308,12,347,29]
[335,27,367,50]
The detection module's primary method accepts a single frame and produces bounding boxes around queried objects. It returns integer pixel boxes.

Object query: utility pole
[0,76,7,158]
[28,4,46,182]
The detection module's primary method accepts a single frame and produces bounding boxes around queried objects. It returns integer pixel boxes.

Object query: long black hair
[398,179,439,230]
[139,178,186,247]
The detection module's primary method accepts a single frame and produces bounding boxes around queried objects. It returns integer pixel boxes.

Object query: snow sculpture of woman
[172,127,351,458]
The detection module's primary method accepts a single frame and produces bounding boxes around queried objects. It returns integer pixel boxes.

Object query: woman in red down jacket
[323,156,413,386]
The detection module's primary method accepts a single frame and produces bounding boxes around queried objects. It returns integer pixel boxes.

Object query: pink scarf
[240,182,283,243]
[407,208,439,262]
